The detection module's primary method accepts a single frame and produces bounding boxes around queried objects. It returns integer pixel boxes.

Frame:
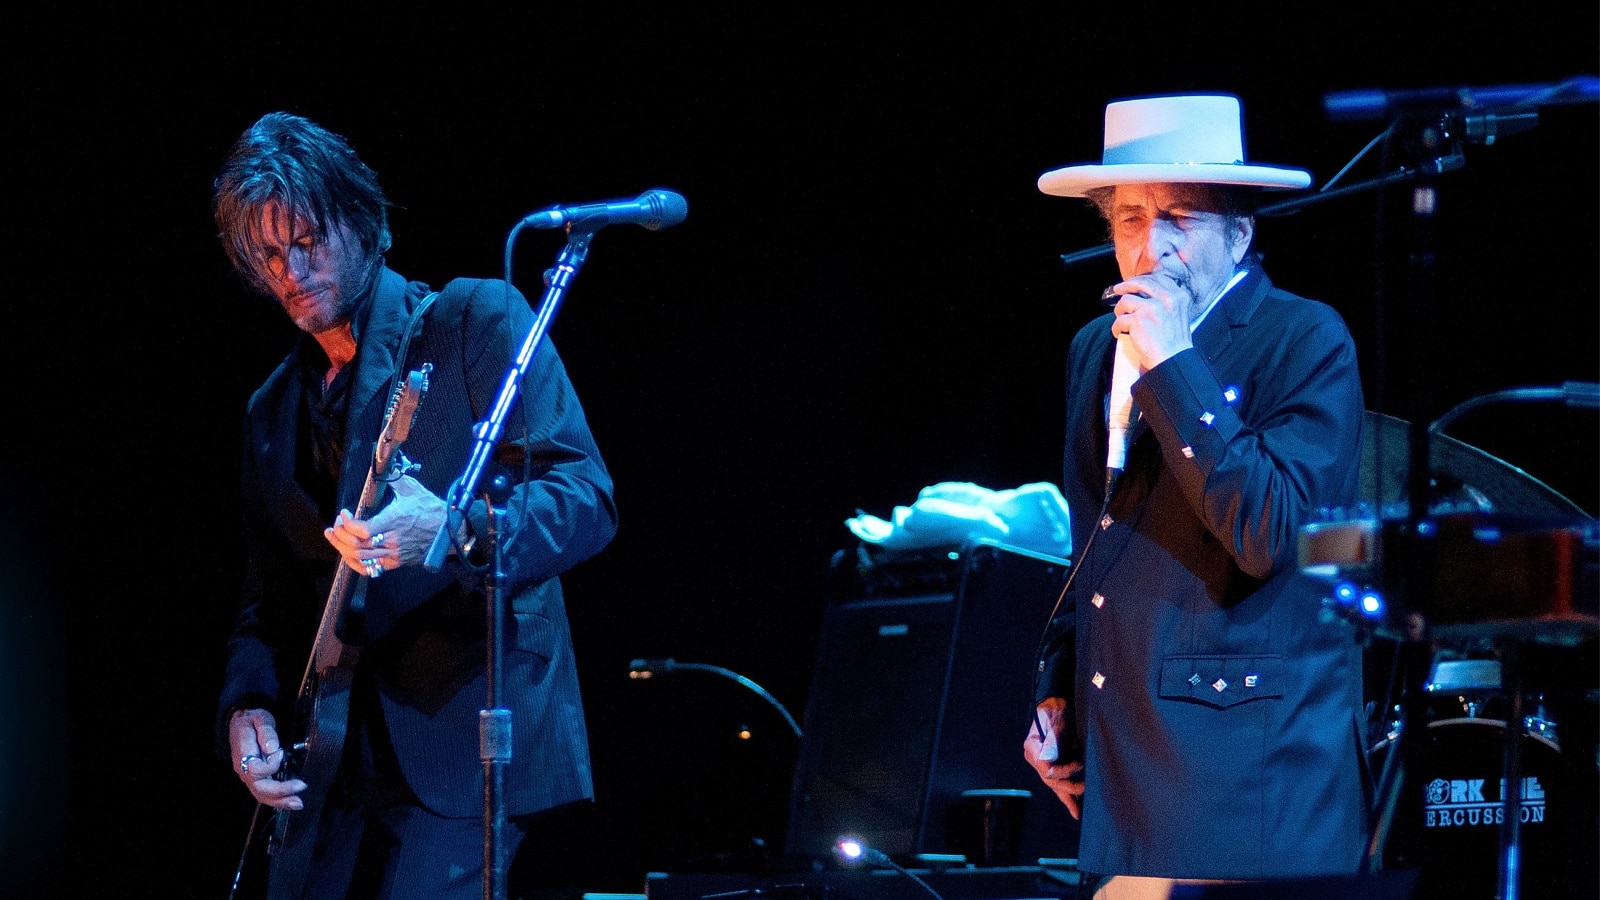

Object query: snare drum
[1422,656,1560,742]
[1370,717,1561,898]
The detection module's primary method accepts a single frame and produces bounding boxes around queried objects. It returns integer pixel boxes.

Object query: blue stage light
[1333,581,1359,605]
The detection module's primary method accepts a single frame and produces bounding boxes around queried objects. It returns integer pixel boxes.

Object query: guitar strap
[389,289,439,400]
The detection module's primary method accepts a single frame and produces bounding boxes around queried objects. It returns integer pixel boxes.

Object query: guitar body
[266,649,355,900]
[262,367,430,899]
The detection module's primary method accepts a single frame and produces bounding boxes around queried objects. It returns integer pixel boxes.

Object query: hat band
[1103,149,1245,167]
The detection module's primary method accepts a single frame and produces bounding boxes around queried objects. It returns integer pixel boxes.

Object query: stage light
[831,838,944,899]
[834,837,868,863]
[1333,581,1359,605]
[1359,589,1384,618]
[833,837,895,866]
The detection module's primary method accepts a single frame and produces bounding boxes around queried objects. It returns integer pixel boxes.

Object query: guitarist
[211,112,618,899]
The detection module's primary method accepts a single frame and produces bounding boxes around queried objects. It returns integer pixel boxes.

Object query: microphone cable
[1029,488,1113,743]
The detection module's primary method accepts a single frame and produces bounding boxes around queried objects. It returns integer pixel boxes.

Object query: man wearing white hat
[1022,95,1369,895]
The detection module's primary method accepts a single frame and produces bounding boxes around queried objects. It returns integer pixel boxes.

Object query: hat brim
[1038,162,1312,197]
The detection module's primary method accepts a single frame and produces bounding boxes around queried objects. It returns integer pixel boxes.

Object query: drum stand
[1362,635,1540,900]
[1491,642,1532,900]
[1360,634,1429,881]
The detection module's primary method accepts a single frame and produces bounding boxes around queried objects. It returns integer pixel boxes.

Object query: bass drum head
[1370,717,1561,899]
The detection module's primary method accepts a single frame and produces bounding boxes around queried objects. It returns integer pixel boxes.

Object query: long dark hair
[212,112,392,294]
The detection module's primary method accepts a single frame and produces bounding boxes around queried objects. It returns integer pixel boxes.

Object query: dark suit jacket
[219,266,617,819]
[1039,266,1369,878]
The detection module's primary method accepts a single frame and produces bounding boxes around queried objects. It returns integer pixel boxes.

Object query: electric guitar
[265,365,431,899]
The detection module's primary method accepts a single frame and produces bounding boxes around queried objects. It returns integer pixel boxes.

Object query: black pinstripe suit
[218,265,616,891]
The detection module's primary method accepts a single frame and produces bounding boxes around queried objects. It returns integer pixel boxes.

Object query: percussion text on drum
[1424,775,1547,828]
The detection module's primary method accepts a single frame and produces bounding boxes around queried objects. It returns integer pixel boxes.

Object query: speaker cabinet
[784,540,1079,865]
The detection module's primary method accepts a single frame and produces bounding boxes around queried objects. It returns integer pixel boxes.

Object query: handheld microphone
[1103,286,1136,499]
[521,188,688,232]
[1107,339,1137,497]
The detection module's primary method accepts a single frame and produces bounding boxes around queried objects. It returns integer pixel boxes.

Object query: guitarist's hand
[229,708,307,809]
[325,474,448,576]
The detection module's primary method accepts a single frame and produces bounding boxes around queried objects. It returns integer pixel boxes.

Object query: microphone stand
[423,224,596,900]
[1056,153,1465,268]
[1387,112,1536,900]
[1376,114,1444,890]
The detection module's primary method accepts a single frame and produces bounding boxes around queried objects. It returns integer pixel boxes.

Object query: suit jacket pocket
[1158,655,1284,709]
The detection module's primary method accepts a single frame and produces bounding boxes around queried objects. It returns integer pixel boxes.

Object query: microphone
[1107,339,1137,498]
[1104,286,1137,499]
[626,657,804,739]
[521,188,688,232]
[1323,75,1599,122]
[1563,381,1600,410]
[1429,381,1600,436]
[626,658,677,678]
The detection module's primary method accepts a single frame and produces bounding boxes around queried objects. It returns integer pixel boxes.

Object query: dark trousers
[292,672,531,900]
[305,795,531,900]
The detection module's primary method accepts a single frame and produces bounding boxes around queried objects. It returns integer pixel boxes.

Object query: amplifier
[784,540,1078,867]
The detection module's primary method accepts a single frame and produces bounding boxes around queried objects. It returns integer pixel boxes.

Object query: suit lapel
[1122,268,1269,455]
[256,359,324,532]
[1195,266,1268,363]
[338,267,412,511]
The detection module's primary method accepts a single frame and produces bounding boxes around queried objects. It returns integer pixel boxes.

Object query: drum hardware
[1302,495,1593,897]
[1372,697,1557,753]
[1422,657,1560,744]
[1424,657,1502,693]
[1367,714,1563,899]
[1322,75,1596,887]
[1302,507,1595,648]
[1355,640,1565,900]
[1307,408,1597,648]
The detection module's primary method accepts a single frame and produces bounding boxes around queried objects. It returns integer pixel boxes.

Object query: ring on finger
[370,532,385,549]
[240,753,260,775]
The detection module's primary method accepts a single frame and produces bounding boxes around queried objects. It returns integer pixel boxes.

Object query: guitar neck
[293,367,430,697]
[298,458,392,689]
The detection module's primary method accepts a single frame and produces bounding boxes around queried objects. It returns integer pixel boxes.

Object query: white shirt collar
[1190,268,1248,333]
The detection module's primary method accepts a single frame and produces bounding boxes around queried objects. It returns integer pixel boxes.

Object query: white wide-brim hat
[1038,94,1311,197]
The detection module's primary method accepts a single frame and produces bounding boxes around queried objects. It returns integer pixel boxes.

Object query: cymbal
[1360,410,1591,521]
[1298,411,1599,646]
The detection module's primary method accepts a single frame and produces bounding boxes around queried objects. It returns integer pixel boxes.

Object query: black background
[4,7,1596,898]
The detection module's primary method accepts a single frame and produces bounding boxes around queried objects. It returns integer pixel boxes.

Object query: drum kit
[1300,408,1598,899]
